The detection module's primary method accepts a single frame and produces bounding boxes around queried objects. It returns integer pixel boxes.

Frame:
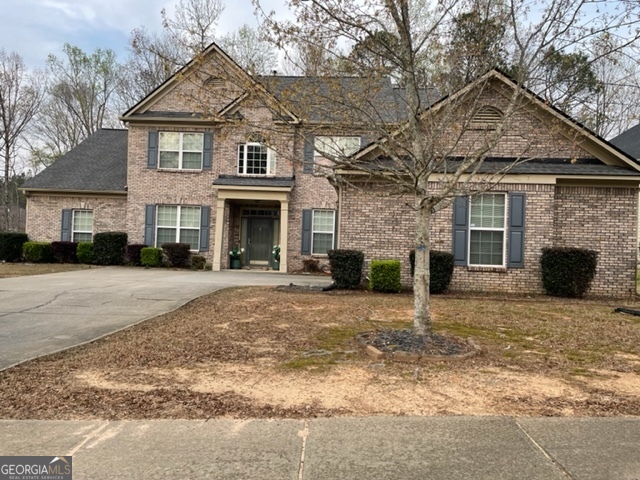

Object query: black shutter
[147,131,158,169]
[507,193,526,268]
[452,196,469,266]
[61,209,72,242]
[199,206,211,252]
[303,136,315,174]
[144,204,156,246]
[203,132,213,170]
[301,209,312,254]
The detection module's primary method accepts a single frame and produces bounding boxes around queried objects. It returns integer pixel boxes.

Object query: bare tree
[0,50,43,231]
[218,24,278,75]
[162,0,225,54]
[252,0,640,336]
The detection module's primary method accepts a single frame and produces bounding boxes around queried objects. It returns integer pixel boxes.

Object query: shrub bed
[161,243,191,268]
[141,247,163,267]
[327,249,364,289]
[370,260,402,293]
[540,247,598,298]
[76,242,94,264]
[23,242,53,263]
[125,244,147,266]
[51,241,77,263]
[191,255,206,270]
[93,232,127,266]
[409,250,455,293]
[0,232,28,262]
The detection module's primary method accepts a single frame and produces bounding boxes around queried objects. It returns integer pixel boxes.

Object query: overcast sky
[0,0,289,68]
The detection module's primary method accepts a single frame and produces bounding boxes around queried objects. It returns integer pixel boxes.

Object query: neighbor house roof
[610,124,640,160]
[22,129,128,193]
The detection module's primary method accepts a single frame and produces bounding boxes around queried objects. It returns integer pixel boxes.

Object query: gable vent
[471,106,503,127]
[204,76,225,88]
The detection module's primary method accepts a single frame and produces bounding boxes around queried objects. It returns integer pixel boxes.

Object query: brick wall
[25,194,127,242]
[339,182,638,297]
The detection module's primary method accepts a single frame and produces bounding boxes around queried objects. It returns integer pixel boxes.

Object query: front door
[247,218,273,265]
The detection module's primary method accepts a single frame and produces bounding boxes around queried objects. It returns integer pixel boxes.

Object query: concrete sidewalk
[2,417,639,479]
[0,268,331,370]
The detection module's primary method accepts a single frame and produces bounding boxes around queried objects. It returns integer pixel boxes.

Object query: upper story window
[72,210,93,242]
[237,142,276,176]
[158,132,204,170]
[469,193,506,266]
[315,136,361,158]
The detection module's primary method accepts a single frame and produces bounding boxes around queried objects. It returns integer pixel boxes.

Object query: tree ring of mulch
[357,329,482,364]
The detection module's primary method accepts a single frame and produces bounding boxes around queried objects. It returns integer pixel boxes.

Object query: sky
[0,0,289,68]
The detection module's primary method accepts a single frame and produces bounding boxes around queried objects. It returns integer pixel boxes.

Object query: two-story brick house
[21,43,640,296]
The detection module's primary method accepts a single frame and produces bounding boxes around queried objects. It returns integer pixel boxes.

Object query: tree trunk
[3,143,10,231]
[413,201,432,336]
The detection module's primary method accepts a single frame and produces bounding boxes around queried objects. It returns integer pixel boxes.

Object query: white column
[212,198,226,271]
[279,199,289,273]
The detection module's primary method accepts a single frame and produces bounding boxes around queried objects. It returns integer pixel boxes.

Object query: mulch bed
[360,329,474,356]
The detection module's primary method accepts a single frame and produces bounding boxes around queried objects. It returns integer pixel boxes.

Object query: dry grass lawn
[0,263,93,278]
[1,286,639,419]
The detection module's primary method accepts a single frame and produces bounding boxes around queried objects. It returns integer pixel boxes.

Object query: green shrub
[93,232,127,265]
[161,243,191,268]
[191,255,206,270]
[0,232,28,262]
[125,244,147,266]
[370,260,402,293]
[22,241,53,263]
[540,247,598,298]
[409,250,455,294]
[141,247,163,267]
[327,249,364,289]
[76,242,94,264]
[51,241,77,263]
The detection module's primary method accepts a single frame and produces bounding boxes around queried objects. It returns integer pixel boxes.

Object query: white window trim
[468,193,507,268]
[311,209,336,256]
[155,205,201,251]
[72,210,93,243]
[237,142,276,176]
[158,132,204,170]
[314,136,361,158]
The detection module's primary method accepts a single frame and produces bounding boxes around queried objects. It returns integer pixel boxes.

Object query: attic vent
[471,106,503,127]
[204,76,225,88]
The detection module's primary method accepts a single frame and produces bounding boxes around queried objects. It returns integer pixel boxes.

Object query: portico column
[280,199,289,273]
[212,198,226,271]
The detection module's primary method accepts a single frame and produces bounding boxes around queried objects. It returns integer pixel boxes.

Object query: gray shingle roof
[213,175,295,188]
[22,129,128,192]
[610,124,640,160]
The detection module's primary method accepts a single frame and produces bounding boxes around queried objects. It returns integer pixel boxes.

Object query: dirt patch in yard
[1,287,640,419]
[0,263,93,278]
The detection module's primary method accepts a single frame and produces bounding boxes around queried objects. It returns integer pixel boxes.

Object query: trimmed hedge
[409,250,455,294]
[327,249,364,289]
[125,244,147,266]
[76,242,94,264]
[0,232,28,262]
[161,243,191,268]
[23,241,53,263]
[93,232,127,265]
[51,241,77,263]
[191,255,206,270]
[540,247,598,298]
[370,260,402,293]
[141,247,163,267]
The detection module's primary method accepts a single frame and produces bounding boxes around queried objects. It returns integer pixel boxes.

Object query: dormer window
[237,140,276,176]
[471,106,503,129]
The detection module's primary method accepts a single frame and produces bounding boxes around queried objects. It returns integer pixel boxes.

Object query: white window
[469,193,506,266]
[314,136,361,158]
[158,132,204,170]
[237,143,276,175]
[156,205,201,250]
[72,210,93,242]
[312,210,335,255]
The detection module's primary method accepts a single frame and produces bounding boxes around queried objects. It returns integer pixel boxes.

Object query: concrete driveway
[0,268,331,370]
